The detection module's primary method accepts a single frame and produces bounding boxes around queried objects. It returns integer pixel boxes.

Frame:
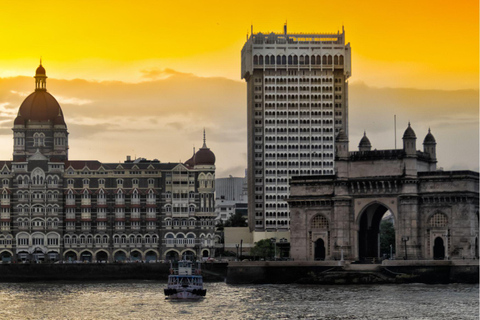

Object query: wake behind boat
[164,260,206,300]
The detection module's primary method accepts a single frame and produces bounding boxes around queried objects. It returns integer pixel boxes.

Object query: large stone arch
[355,200,396,261]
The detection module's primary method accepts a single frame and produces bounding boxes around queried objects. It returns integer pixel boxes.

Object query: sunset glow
[0,0,478,176]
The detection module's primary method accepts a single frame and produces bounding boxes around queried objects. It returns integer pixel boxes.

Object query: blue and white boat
[164,260,206,300]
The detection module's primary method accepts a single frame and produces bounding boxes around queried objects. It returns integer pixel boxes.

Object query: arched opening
[47,251,59,262]
[314,238,325,260]
[33,248,45,262]
[182,250,196,261]
[96,251,108,262]
[80,251,92,262]
[202,250,209,258]
[114,251,126,262]
[130,250,142,261]
[65,251,78,262]
[0,251,12,263]
[145,250,158,262]
[433,237,445,260]
[165,250,178,261]
[358,203,395,262]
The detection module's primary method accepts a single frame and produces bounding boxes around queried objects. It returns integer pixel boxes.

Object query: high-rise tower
[241,26,351,232]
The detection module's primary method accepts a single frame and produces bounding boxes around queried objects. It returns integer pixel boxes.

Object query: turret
[402,122,417,156]
[423,128,436,161]
[358,131,371,152]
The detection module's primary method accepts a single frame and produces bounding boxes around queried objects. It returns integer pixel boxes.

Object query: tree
[224,212,247,228]
[250,239,275,260]
[380,219,395,257]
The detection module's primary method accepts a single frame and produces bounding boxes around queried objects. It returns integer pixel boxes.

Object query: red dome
[194,147,216,166]
[15,91,65,125]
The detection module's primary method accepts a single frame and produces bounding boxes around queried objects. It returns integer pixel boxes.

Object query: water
[0,282,477,319]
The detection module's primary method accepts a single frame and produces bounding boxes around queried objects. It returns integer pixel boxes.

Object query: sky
[0,0,478,176]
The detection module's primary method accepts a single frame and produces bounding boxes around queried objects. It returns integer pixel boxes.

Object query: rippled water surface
[0,282,477,319]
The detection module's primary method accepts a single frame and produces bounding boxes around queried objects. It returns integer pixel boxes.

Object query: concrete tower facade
[241,25,351,232]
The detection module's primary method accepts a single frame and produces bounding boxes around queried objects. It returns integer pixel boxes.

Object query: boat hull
[164,288,207,300]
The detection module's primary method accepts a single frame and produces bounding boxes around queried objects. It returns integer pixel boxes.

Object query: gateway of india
[0,64,218,263]
[288,126,479,261]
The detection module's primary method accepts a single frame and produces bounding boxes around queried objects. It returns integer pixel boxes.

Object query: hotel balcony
[115,199,125,206]
[1,200,10,206]
[1,226,10,232]
[97,199,107,206]
[81,199,91,206]
[66,199,75,206]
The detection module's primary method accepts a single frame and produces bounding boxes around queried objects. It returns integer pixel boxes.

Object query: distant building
[241,25,351,233]
[288,125,479,261]
[0,64,218,263]
[215,173,248,223]
[215,175,247,202]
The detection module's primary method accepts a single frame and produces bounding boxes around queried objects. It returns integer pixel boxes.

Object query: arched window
[33,133,45,147]
[253,55,258,65]
[429,213,448,227]
[259,55,263,65]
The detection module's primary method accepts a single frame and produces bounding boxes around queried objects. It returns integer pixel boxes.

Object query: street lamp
[235,244,239,261]
[401,236,409,260]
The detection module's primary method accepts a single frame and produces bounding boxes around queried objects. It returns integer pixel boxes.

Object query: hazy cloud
[140,68,193,80]
[0,73,477,176]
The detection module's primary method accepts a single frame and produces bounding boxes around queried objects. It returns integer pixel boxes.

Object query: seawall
[0,262,228,282]
[227,260,479,285]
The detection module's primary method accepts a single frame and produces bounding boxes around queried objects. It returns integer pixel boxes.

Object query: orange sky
[0,0,478,89]
[0,1,478,176]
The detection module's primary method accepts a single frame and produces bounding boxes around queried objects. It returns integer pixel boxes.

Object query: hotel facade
[241,26,351,232]
[0,64,217,263]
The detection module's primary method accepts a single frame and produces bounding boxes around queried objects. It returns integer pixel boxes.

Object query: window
[33,132,45,147]
[430,213,448,227]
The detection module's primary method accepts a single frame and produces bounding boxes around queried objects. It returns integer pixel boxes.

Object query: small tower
[402,122,417,156]
[423,128,437,171]
[358,131,372,152]
[423,128,436,160]
[34,60,47,91]
[335,129,349,159]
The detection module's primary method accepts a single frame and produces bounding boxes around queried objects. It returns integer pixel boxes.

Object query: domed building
[0,64,217,263]
[13,62,68,162]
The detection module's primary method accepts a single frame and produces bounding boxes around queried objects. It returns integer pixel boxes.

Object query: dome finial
[203,128,207,148]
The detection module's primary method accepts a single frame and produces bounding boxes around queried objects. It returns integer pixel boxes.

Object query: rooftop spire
[203,128,207,148]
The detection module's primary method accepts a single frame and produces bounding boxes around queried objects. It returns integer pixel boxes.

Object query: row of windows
[254,54,344,66]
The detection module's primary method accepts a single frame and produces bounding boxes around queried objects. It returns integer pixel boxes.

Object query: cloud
[0,72,476,177]
[140,68,193,80]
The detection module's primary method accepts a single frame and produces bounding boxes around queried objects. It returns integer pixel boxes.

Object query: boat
[164,260,207,300]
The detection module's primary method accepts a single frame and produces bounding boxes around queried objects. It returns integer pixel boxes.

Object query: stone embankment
[0,262,228,282]
[226,260,479,285]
